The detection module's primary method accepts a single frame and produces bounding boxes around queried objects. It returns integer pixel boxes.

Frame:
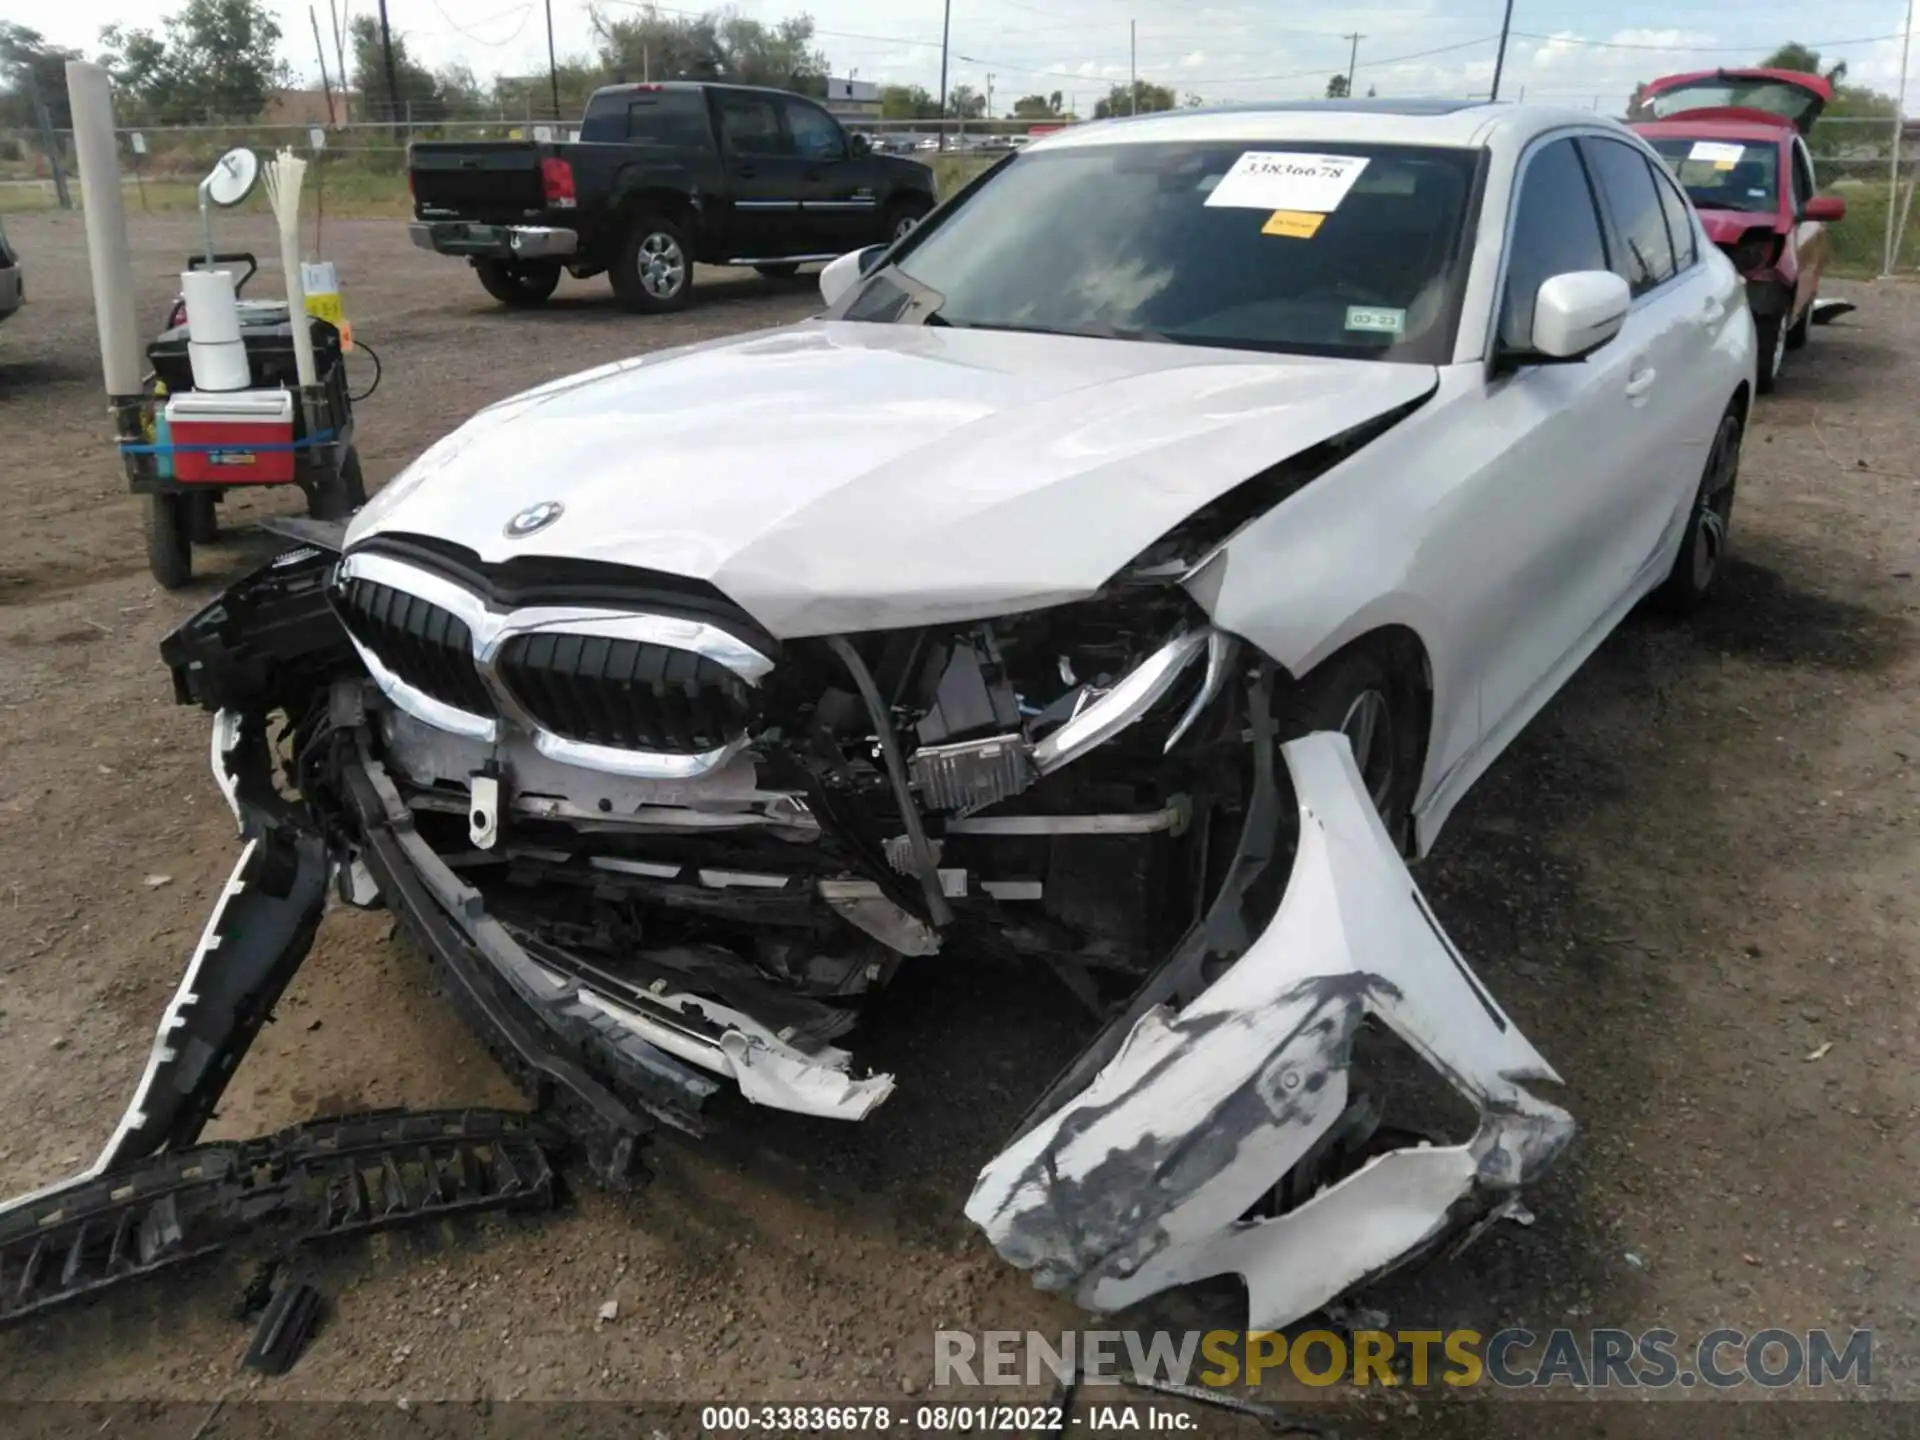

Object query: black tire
[1277,640,1426,852]
[1785,303,1812,351]
[882,201,928,246]
[183,491,219,544]
[309,445,368,520]
[754,262,801,279]
[145,495,192,590]
[609,215,694,313]
[1655,404,1743,614]
[1755,314,1783,394]
[474,259,561,307]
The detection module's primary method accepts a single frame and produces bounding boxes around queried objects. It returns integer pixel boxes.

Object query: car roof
[1027,100,1626,152]
[1632,117,1788,146]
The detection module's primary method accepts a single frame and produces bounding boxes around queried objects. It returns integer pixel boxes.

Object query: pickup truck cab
[409,82,938,313]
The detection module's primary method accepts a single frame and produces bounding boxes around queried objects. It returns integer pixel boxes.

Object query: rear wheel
[474,259,561,307]
[144,495,192,590]
[1277,640,1426,852]
[1755,314,1784,393]
[1655,404,1743,613]
[183,491,219,544]
[609,215,693,313]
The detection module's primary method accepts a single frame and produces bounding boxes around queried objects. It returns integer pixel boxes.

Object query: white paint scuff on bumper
[965,731,1573,1331]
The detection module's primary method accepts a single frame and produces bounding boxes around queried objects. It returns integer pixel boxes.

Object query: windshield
[1648,137,1779,214]
[843,140,1481,362]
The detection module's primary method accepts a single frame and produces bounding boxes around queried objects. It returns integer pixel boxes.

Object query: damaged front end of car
[6,523,1570,1333]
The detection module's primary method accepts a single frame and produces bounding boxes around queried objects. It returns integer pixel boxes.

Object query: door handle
[1625,368,1657,399]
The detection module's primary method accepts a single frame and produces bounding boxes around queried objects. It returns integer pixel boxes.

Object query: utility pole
[24,69,71,210]
[938,0,952,150]
[1343,32,1364,97]
[543,0,560,118]
[329,0,351,123]
[311,6,337,124]
[1489,0,1515,102]
[986,71,994,126]
[376,0,402,129]
[1130,20,1137,114]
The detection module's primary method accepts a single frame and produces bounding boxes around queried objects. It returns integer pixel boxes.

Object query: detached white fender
[966,731,1574,1331]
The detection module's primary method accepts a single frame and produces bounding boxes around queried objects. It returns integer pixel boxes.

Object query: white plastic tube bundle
[179,268,249,390]
[262,149,318,389]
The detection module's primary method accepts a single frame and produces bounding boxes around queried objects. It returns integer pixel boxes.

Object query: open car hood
[1642,68,1831,134]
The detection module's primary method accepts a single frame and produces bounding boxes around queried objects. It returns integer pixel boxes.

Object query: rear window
[580,90,708,146]
[1647,137,1778,214]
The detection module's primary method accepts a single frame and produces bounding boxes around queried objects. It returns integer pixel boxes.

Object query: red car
[1633,68,1846,391]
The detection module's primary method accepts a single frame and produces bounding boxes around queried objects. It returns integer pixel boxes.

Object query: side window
[1651,162,1698,271]
[1500,137,1609,350]
[1581,137,1677,296]
[627,97,706,146]
[782,99,847,161]
[716,95,788,157]
[1791,141,1816,214]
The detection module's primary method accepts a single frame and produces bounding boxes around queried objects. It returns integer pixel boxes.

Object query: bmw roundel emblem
[504,501,564,538]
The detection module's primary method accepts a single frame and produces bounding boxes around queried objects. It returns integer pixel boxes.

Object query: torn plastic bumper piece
[966,731,1574,1332]
[0,1109,553,1326]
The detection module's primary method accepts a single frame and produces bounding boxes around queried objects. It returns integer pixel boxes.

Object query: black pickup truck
[409,82,937,313]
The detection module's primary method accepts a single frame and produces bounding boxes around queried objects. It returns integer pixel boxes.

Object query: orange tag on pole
[1262,209,1325,238]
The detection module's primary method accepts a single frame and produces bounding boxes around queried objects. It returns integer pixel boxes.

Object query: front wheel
[474,259,561,307]
[1655,406,1742,614]
[609,216,693,313]
[1278,641,1426,853]
[144,495,192,590]
[1755,314,1784,394]
[883,202,927,246]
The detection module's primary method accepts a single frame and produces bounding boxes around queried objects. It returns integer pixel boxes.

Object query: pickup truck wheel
[611,217,693,313]
[884,202,927,244]
[474,259,561,307]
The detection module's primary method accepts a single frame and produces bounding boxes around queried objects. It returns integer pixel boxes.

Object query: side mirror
[1804,194,1846,223]
[1530,270,1631,361]
[849,132,872,157]
[820,246,884,308]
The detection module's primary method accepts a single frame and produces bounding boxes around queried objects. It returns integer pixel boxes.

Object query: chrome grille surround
[333,550,774,780]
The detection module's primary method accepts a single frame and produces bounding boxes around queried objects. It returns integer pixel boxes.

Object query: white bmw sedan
[87,101,1753,1337]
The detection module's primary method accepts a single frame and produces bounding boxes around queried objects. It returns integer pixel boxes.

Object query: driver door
[779,96,881,253]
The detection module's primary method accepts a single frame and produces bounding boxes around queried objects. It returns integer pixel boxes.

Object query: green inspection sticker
[1345,306,1406,335]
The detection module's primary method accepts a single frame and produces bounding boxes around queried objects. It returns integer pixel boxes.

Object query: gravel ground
[0,209,1916,1436]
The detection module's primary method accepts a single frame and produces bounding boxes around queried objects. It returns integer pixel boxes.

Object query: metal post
[1885,0,1915,275]
[330,0,352,123]
[938,0,952,151]
[25,70,73,210]
[1343,33,1364,96]
[1490,0,1516,102]
[1130,20,1138,114]
[311,6,337,125]
[377,0,401,131]
[544,0,561,119]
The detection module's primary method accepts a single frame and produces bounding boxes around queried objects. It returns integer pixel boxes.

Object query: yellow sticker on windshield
[1713,159,1736,171]
[1263,209,1324,239]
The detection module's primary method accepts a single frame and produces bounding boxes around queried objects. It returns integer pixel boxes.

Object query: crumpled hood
[1695,207,1785,247]
[348,321,1436,637]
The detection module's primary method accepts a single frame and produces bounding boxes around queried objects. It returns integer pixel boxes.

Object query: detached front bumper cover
[966,732,1575,1332]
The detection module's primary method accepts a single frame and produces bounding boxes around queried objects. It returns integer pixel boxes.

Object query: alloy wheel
[638,233,686,299]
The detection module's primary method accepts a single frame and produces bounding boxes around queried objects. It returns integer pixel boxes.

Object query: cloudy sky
[15,0,1919,118]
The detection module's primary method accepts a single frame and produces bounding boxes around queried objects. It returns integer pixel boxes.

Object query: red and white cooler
[164,389,297,485]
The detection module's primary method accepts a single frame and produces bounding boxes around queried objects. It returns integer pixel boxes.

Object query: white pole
[1885,0,1915,276]
[65,62,143,400]
[1130,20,1138,115]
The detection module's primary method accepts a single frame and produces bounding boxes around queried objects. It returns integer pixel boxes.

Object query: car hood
[347,322,1437,638]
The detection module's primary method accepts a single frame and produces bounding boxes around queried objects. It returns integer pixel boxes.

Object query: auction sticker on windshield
[1346,306,1406,335]
[1206,152,1370,213]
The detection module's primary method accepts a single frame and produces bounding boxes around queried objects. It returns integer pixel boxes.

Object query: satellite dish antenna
[197,147,259,263]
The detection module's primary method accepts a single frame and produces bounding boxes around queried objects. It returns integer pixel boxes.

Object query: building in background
[823,77,880,119]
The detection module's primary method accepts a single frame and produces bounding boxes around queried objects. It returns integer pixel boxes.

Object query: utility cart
[123,253,365,588]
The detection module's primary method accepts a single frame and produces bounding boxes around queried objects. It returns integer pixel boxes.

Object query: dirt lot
[0,209,1917,1435]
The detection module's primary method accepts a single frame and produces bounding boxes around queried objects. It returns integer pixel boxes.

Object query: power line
[427,0,534,47]
[1509,28,1906,51]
